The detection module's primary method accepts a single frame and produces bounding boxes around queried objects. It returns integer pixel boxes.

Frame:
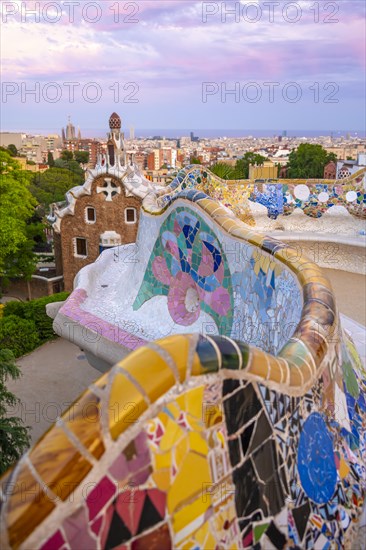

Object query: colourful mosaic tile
[0,167,365,550]
[133,207,234,333]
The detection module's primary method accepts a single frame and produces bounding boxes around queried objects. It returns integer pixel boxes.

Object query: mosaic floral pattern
[133,208,234,331]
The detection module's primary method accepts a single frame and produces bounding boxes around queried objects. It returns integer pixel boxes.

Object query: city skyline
[1,0,365,132]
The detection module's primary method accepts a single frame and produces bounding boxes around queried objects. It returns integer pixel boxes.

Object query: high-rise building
[130,126,135,140]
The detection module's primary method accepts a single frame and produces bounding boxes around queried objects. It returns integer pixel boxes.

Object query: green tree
[190,156,201,164]
[286,144,337,178]
[31,167,83,210]
[210,162,236,180]
[7,144,18,157]
[47,152,55,167]
[0,349,30,474]
[54,158,84,180]
[60,150,73,161]
[235,152,266,179]
[0,316,40,357]
[0,152,37,285]
[74,150,89,164]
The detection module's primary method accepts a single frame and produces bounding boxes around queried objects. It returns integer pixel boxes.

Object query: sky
[1,0,365,135]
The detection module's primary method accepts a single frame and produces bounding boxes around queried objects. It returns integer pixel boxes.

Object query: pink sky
[1,0,365,133]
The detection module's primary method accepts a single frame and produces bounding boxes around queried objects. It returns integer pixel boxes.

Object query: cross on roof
[97,178,121,202]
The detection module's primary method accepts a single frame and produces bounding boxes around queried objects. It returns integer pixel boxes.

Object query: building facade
[50,113,156,291]
[336,153,366,180]
[323,161,337,179]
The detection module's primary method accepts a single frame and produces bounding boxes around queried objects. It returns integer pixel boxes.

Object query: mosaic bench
[1,190,365,549]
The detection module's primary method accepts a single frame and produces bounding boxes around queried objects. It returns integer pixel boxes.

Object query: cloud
[1,0,364,128]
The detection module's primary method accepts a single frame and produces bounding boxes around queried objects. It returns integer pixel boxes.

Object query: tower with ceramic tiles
[50,113,154,291]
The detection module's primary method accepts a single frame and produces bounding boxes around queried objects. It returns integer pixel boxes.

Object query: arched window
[125,207,137,224]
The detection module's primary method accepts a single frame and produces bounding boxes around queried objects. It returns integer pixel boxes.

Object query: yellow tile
[168,452,211,514]
[155,450,172,470]
[191,352,207,376]
[159,417,185,452]
[196,198,221,215]
[109,373,148,440]
[221,218,238,233]
[339,457,350,478]
[152,469,171,491]
[165,401,183,422]
[6,463,56,549]
[155,335,193,382]
[30,428,92,501]
[175,436,190,469]
[186,413,205,433]
[184,385,205,419]
[127,349,176,403]
[247,348,271,380]
[254,259,260,276]
[188,431,209,456]
[64,390,105,459]
[173,493,212,535]
[204,403,223,428]
[193,521,210,545]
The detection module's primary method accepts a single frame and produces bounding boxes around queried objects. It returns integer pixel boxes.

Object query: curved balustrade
[1,187,365,549]
[152,164,366,221]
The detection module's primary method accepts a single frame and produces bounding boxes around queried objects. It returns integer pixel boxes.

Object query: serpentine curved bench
[1,189,365,549]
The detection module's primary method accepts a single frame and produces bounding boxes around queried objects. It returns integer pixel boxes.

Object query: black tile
[137,494,164,534]
[224,384,262,436]
[266,521,287,549]
[213,336,240,370]
[104,510,131,549]
[292,501,311,542]
[248,412,273,455]
[240,422,255,457]
[196,336,219,373]
[228,437,241,466]
[233,460,266,517]
[223,379,241,396]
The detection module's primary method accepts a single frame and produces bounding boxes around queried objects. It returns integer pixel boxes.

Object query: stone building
[49,113,156,291]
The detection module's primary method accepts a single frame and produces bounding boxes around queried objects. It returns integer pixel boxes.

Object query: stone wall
[59,175,141,290]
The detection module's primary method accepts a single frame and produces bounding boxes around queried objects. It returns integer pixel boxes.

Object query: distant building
[49,113,155,291]
[15,157,48,173]
[147,149,164,170]
[63,138,103,167]
[134,151,146,171]
[130,126,135,140]
[0,132,24,149]
[336,153,366,180]
[249,161,278,180]
[323,161,337,179]
[46,134,62,151]
[64,116,76,141]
